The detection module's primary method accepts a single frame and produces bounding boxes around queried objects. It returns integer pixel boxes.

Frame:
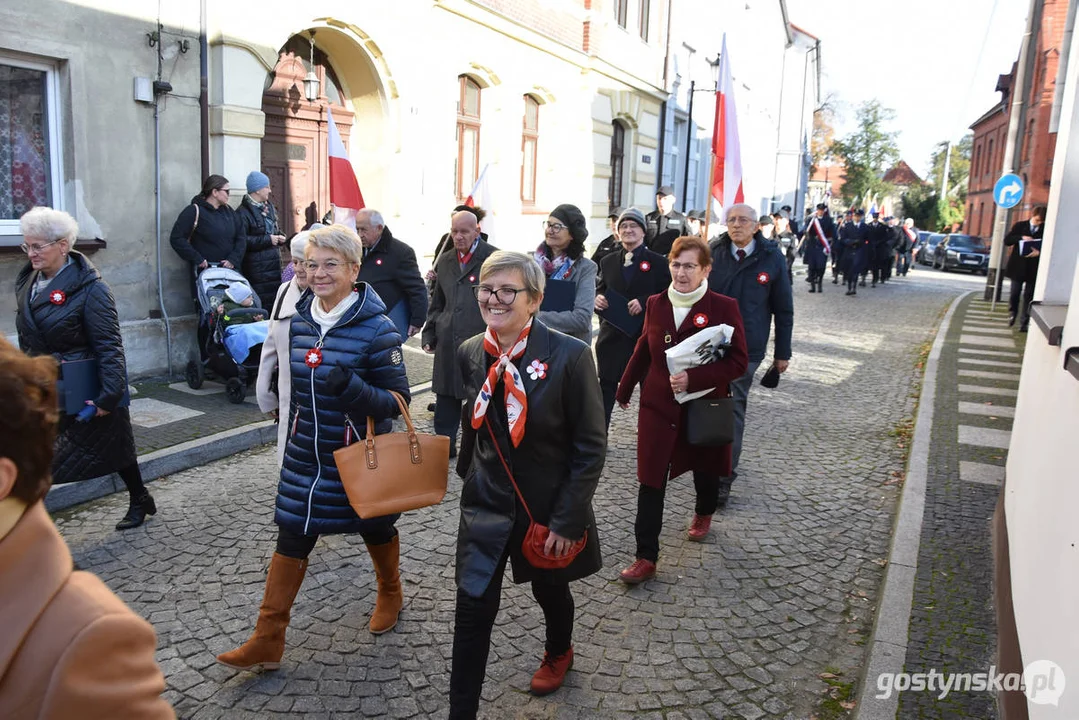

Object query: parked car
[932,234,990,274]
[917,233,946,265]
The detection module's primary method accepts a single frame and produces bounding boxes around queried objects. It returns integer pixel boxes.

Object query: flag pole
[704,147,717,242]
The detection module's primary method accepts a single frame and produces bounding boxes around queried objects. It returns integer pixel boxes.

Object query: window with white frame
[0,54,63,239]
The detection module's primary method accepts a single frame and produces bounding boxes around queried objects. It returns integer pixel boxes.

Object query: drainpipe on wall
[1050,0,1077,132]
[199,0,209,179]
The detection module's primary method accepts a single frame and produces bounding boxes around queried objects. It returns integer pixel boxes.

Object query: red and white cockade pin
[526,359,548,381]
[375,258,383,265]
[304,347,323,368]
[757,272,771,285]
[640,261,651,272]
[469,275,476,283]
[692,312,709,327]
[49,290,66,305]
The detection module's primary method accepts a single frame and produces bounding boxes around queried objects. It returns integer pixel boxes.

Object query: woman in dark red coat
[615,235,748,584]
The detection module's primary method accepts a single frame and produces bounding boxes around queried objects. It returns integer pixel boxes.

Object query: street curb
[46,382,436,514]
[853,290,974,720]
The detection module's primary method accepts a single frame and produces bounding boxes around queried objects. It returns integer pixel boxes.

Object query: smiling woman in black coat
[14,207,155,531]
[450,250,606,717]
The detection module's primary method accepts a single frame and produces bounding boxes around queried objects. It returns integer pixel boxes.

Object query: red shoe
[619,558,657,584]
[687,514,712,541]
[530,646,574,695]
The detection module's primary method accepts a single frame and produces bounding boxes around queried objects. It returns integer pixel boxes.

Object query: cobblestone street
[53,269,984,719]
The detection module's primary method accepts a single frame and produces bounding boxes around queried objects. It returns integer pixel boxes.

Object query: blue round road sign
[994,173,1024,209]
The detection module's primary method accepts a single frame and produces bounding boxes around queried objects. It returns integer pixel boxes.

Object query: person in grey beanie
[534,204,598,344]
[238,171,286,310]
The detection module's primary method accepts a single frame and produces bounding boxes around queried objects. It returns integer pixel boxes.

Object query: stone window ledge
[1066,347,1079,382]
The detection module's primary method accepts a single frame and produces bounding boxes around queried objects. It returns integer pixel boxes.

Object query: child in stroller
[185,266,270,403]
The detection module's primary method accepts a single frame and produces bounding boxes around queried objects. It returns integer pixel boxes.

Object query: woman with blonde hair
[217,225,411,673]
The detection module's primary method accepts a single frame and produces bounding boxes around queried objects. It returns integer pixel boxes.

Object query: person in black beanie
[534,204,598,345]
[590,208,622,267]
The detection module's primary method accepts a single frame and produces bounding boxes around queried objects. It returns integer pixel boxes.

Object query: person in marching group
[645,185,687,256]
[840,209,870,296]
[593,207,671,428]
[0,336,174,718]
[450,251,606,716]
[773,213,798,284]
[831,209,851,285]
[803,203,833,293]
[424,210,499,458]
[216,225,411,673]
[707,205,793,505]
[534,204,598,345]
[868,212,891,287]
[616,235,749,584]
[15,207,157,531]
[590,207,623,266]
[355,208,428,340]
[896,218,917,277]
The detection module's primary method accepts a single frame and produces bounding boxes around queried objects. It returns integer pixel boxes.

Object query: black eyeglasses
[542,221,567,234]
[472,285,525,304]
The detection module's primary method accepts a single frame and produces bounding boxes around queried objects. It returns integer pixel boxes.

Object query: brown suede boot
[216,553,308,671]
[366,535,403,635]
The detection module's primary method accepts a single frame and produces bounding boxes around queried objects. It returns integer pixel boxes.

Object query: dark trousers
[635,471,721,562]
[1009,276,1036,328]
[448,551,574,719]
[872,266,884,284]
[897,252,911,276]
[434,394,463,452]
[846,271,859,293]
[600,378,618,429]
[275,524,397,560]
[117,463,147,499]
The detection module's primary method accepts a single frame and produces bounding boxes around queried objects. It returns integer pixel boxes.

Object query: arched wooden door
[262,36,354,237]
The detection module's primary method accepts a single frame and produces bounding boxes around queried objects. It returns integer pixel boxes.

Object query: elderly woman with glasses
[217,225,411,673]
[14,207,156,531]
[449,251,606,716]
[615,235,748,585]
[255,229,314,465]
[534,204,598,344]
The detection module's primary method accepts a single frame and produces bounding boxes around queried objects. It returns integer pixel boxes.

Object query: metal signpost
[990,173,1025,311]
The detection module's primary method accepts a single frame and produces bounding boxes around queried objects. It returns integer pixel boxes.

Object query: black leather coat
[15,251,137,483]
[454,321,606,598]
[237,195,283,310]
[594,245,671,381]
[1004,220,1043,282]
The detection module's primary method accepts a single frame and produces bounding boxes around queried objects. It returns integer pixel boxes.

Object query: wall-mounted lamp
[303,32,320,103]
[708,53,723,90]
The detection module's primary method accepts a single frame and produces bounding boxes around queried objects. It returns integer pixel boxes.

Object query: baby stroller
[184,264,269,404]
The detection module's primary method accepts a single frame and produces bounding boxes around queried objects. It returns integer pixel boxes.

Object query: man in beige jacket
[0,336,174,719]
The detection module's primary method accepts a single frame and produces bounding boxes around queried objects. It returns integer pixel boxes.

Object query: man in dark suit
[594,207,671,427]
[840,209,870,295]
[1004,205,1046,331]
[645,185,686,256]
[867,212,891,287]
[422,211,498,457]
[356,208,427,339]
[590,208,622,266]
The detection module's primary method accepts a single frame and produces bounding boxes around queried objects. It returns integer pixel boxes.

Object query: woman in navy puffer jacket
[217,225,411,674]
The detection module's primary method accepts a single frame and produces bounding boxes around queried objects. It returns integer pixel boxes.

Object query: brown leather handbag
[485,419,587,570]
[334,391,449,518]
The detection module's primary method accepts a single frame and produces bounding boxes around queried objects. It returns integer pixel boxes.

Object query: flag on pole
[711,34,744,218]
[326,106,364,230]
[465,163,496,246]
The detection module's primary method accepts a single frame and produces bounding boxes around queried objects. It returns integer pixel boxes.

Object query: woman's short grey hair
[479,251,546,304]
[305,224,362,265]
[20,207,78,244]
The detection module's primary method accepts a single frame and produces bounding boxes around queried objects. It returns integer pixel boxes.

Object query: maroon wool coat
[615,290,749,488]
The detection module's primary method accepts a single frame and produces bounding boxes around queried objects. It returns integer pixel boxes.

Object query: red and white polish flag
[327,106,365,230]
[711,34,744,219]
[465,163,496,246]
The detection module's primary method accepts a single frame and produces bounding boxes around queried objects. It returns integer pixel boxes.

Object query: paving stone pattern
[896,296,1021,720]
[55,269,975,719]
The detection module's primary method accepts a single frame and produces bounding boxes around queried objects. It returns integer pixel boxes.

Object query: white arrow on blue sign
[994,173,1024,209]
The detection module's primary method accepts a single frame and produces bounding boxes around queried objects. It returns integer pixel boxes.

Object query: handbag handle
[352,389,422,470]
[484,417,535,525]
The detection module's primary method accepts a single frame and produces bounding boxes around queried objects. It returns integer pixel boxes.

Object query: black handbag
[685,396,736,447]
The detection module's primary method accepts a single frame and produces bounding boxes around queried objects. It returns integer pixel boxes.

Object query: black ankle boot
[116,491,157,530]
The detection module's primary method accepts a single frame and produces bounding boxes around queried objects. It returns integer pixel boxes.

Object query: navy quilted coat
[275,283,411,536]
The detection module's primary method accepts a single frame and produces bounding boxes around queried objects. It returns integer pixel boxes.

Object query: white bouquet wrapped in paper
[664,323,735,404]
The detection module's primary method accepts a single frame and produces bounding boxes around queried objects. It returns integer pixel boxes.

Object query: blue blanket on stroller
[223,321,269,364]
